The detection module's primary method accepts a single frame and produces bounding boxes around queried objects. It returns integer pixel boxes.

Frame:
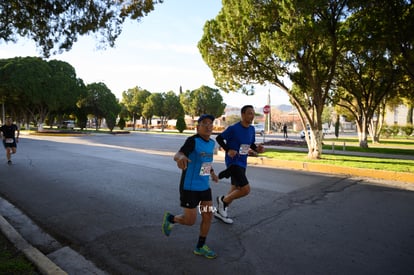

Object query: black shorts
[180,188,212,209]
[229,165,249,187]
[3,139,16,148]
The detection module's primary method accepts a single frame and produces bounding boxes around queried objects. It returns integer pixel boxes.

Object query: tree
[106,111,118,132]
[121,86,151,130]
[143,91,183,132]
[198,0,348,159]
[0,57,86,129]
[179,85,226,118]
[79,82,120,131]
[0,0,164,57]
[142,93,160,130]
[176,116,187,133]
[47,59,87,124]
[118,117,126,130]
[163,91,184,129]
[334,50,400,147]
[359,0,414,82]
[333,0,408,146]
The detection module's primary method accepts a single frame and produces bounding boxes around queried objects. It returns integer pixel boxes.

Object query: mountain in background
[275,104,293,112]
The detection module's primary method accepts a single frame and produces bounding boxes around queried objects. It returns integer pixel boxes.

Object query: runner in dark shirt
[0,117,20,165]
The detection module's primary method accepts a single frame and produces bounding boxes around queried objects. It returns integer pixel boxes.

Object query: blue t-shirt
[218,122,255,168]
[178,134,215,191]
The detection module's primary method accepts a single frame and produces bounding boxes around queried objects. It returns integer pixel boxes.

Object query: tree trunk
[356,119,369,148]
[306,130,323,159]
[161,117,165,132]
[132,114,137,131]
[407,104,413,124]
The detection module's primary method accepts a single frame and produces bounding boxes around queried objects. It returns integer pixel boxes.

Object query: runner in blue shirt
[162,114,219,259]
[215,105,264,224]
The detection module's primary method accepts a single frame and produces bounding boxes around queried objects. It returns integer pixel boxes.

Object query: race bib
[199,162,212,176]
[5,138,14,144]
[239,144,250,155]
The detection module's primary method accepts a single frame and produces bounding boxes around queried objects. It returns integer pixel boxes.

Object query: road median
[216,151,414,184]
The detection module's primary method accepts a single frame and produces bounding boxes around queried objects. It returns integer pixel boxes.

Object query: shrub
[176,116,186,133]
[381,125,392,138]
[390,125,400,136]
[402,124,413,136]
[118,117,126,130]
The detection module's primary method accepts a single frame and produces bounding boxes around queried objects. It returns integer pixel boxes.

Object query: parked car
[62,120,75,129]
[301,128,326,139]
[323,128,333,135]
[253,124,265,136]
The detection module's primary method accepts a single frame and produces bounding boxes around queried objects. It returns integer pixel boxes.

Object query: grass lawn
[0,233,39,274]
[262,137,414,173]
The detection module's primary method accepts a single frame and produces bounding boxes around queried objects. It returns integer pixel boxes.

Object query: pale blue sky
[0,0,290,110]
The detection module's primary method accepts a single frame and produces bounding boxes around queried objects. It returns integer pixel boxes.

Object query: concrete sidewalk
[0,197,106,274]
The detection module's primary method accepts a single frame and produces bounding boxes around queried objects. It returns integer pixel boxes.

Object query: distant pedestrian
[215,105,265,224]
[283,123,288,139]
[162,114,219,259]
[0,117,20,165]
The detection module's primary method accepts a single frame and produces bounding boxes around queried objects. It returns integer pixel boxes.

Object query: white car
[253,124,265,136]
[62,120,75,129]
[301,128,326,139]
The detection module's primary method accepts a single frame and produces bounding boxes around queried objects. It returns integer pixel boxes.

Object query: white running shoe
[216,196,228,218]
[214,212,233,224]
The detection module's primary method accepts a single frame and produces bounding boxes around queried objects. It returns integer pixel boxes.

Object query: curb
[0,215,67,275]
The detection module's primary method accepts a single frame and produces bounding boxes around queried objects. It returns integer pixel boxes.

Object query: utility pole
[267,89,271,134]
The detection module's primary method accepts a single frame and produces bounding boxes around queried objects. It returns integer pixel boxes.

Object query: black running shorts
[180,188,212,209]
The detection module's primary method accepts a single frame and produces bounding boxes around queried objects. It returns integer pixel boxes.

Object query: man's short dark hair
[241,105,254,114]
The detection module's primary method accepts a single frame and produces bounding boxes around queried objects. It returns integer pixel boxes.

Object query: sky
[0,0,291,111]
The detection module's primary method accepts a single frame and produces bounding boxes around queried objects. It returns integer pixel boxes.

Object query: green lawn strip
[321,144,414,156]
[0,234,38,274]
[262,149,414,173]
[324,137,414,146]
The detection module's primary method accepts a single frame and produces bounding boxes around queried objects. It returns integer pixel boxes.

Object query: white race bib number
[239,144,250,155]
[199,162,212,176]
[5,138,13,143]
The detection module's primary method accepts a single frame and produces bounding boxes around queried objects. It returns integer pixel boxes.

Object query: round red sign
[263,105,270,114]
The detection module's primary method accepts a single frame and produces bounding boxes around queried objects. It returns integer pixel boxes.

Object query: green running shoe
[193,245,217,259]
[162,212,173,236]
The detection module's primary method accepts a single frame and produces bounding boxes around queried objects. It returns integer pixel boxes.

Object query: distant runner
[0,117,20,165]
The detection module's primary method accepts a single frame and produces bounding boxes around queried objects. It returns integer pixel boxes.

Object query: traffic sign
[263,105,270,114]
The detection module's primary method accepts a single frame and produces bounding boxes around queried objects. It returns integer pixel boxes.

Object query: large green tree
[198,0,347,159]
[0,57,86,128]
[334,51,400,146]
[180,85,226,119]
[356,0,414,82]
[142,93,161,130]
[333,0,413,146]
[79,82,120,131]
[142,91,183,132]
[121,86,151,130]
[0,0,163,57]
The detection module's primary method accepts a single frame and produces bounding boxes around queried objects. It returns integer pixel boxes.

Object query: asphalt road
[0,132,413,275]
